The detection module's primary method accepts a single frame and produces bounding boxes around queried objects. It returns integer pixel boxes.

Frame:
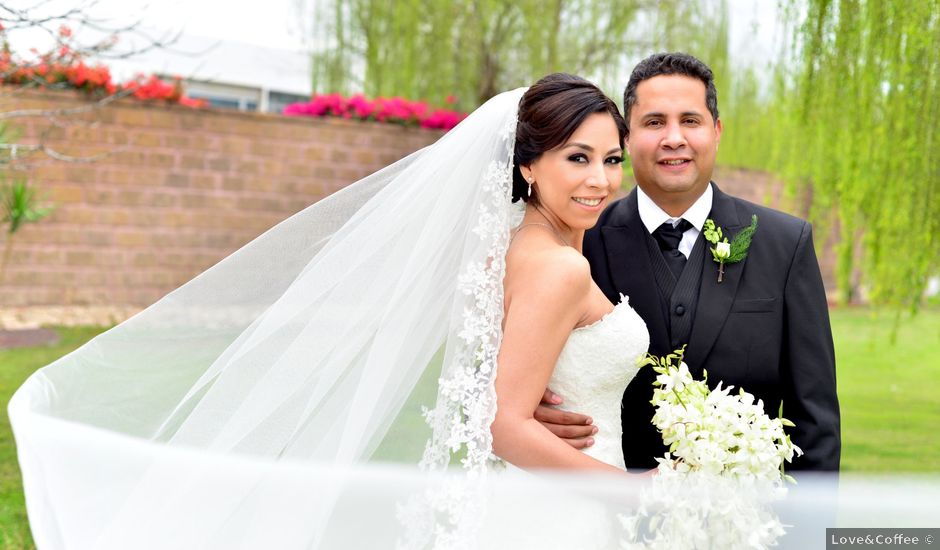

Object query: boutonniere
[703,215,758,283]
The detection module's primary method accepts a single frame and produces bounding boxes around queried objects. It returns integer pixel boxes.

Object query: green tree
[308,0,731,109]
[721,0,939,310]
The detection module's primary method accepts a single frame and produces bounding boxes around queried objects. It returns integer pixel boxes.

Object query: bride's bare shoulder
[505,235,591,302]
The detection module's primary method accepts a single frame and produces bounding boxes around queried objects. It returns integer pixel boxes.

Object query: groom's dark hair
[622,52,719,132]
[512,73,626,205]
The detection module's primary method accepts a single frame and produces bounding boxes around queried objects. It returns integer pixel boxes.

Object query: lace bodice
[547,295,650,470]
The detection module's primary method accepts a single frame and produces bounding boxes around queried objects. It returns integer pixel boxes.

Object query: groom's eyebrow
[641,110,704,118]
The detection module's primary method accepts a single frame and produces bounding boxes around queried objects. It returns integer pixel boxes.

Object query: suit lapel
[685,184,747,371]
[601,190,669,351]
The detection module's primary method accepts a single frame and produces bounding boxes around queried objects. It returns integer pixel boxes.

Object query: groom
[538,52,841,471]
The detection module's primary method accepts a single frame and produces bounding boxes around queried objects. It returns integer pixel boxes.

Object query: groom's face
[626,75,721,209]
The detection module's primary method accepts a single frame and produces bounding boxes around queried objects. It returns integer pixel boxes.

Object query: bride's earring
[527,177,534,197]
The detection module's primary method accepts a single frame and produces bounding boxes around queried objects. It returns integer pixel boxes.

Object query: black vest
[644,232,706,350]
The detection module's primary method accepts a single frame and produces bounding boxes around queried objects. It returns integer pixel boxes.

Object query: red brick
[133,133,162,147]
[234,160,259,174]
[116,231,148,247]
[78,271,107,286]
[191,173,219,189]
[108,129,130,145]
[65,250,97,266]
[249,178,277,193]
[102,209,131,225]
[69,165,101,183]
[106,169,133,186]
[222,176,245,191]
[164,134,191,148]
[49,184,83,203]
[132,252,157,267]
[60,206,97,224]
[180,154,204,170]
[114,108,149,127]
[304,165,330,178]
[164,172,190,188]
[207,157,231,171]
[34,249,65,265]
[178,113,206,131]
[259,159,284,176]
[148,109,179,130]
[113,150,146,165]
[84,230,114,247]
[221,137,249,155]
[116,190,145,205]
[148,193,178,208]
[149,152,175,168]
[133,170,165,187]
[190,135,216,150]
[250,141,277,156]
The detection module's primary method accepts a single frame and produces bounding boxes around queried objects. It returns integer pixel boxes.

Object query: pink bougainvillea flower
[283,92,467,130]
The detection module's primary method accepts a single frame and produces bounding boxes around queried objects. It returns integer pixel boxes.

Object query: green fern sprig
[727,215,758,263]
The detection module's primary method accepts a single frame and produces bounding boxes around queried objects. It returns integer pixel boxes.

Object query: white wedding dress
[477,296,649,550]
[548,294,650,469]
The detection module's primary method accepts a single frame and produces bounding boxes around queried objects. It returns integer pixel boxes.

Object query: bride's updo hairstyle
[512,73,627,204]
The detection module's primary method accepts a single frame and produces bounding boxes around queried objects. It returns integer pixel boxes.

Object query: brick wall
[0,90,441,318]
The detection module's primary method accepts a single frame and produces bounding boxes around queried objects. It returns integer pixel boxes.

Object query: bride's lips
[658,157,692,171]
[571,196,606,211]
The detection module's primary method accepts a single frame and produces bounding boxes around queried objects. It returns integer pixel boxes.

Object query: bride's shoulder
[505,243,591,298]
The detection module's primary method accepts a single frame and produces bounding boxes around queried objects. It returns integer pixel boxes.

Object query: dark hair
[512,73,627,204]
[622,52,719,132]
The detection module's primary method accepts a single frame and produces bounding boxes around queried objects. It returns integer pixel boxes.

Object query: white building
[109,33,311,113]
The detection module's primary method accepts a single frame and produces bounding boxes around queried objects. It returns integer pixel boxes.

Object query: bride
[491,73,648,472]
[9,73,648,549]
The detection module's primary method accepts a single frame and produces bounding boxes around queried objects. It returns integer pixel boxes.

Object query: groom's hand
[535,389,597,449]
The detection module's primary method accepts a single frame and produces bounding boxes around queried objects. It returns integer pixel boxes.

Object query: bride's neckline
[572,295,631,333]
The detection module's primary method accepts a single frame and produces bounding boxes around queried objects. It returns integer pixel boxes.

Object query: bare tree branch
[0,141,119,165]
[0,0,182,59]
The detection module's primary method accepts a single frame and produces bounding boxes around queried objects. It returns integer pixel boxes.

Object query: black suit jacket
[583,183,841,471]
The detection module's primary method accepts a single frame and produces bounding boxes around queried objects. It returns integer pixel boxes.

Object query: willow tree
[732,0,940,310]
[307,0,730,109]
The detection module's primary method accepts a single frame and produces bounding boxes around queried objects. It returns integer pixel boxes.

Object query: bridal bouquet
[638,347,802,482]
[617,349,800,549]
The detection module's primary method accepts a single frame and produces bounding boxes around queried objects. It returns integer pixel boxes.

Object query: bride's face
[522,112,624,230]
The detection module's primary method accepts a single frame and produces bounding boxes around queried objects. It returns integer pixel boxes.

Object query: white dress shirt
[636,183,714,259]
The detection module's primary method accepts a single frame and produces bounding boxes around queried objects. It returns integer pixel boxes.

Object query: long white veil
[8,88,525,548]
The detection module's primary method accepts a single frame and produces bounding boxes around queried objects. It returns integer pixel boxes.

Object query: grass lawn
[0,326,107,549]
[1,310,938,544]
[829,307,940,472]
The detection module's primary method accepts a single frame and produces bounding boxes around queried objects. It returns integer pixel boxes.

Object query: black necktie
[653,219,693,279]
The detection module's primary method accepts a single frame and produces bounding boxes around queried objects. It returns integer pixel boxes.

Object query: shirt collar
[636,182,714,234]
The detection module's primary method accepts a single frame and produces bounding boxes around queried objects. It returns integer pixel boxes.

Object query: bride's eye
[568,153,588,163]
[606,156,624,165]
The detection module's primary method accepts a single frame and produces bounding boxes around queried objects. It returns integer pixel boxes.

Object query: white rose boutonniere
[703,215,758,283]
